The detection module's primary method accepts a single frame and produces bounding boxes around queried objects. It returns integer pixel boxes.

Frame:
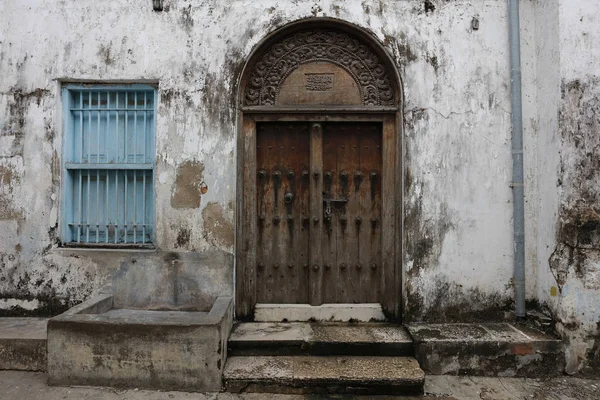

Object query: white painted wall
[531,0,600,374]
[0,0,597,372]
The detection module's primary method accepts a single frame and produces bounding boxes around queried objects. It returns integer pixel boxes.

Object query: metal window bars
[67,89,154,245]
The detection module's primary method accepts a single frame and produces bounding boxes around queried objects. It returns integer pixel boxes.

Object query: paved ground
[0,371,598,399]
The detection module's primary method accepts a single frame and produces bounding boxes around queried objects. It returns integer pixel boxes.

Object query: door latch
[323,195,347,216]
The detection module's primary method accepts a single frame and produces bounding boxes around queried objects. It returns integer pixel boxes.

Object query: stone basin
[47,293,232,391]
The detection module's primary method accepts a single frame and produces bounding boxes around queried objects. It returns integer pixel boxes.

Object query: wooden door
[256,122,311,303]
[255,121,382,305]
[322,122,382,303]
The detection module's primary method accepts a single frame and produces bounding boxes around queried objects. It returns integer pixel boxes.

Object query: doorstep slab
[0,318,47,371]
[224,355,424,395]
[408,323,564,377]
[229,322,413,356]
[254,303,386,322]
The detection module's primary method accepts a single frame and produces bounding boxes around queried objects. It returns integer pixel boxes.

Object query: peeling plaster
[202,201,234,251]
[170,160,205,209]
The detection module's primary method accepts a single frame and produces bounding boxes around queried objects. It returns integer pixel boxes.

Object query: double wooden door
[255,121,383,305]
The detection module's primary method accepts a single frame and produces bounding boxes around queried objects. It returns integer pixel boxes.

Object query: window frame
[60,84,157,248]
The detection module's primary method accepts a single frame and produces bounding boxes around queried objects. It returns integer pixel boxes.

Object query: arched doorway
[235,18,403,321]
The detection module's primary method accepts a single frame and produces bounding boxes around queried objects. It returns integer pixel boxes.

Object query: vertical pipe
[509,0,526,318]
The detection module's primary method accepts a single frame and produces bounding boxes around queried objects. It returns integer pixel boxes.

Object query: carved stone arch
[240,19,402,108]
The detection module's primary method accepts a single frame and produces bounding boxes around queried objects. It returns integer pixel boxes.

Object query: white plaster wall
[400,1,514,320]
[519,0,539,302]
[536,0,600,374]
[0,0,534,325]
[533,0,561,328]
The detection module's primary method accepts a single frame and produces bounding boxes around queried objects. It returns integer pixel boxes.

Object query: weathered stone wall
[0,0,598,372]
[530,0,600,375]
[0,1,526,314]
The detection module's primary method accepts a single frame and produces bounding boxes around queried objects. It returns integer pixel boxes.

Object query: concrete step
[223,355,425,395]
[408,323,564,377]
[228,322,414,356]
[0,318,47,371]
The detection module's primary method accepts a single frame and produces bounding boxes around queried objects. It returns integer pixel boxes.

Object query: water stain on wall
[174,227,191,249]
[0,164,22,220]
[550,77,600,374]
[202,202,234,250]
[97,44,115,66]
[551,78,600,293]
[3,87,50,157]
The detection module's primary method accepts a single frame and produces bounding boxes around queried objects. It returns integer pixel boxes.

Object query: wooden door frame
[234,18,404,321]
[235,109,403,321]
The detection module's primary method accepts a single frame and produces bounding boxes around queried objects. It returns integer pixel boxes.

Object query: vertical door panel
[322,122,382,303]
[309,123,324,305]
[321,134,338,303]
[358,127,383,303]
[256,123,310,303]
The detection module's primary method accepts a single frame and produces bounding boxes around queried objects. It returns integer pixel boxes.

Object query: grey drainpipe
[509,0,526,318]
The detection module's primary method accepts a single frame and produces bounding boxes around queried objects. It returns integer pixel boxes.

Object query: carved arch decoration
[243,29,396,107]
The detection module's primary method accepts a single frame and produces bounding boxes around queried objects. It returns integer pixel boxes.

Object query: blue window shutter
[62,86,156,246]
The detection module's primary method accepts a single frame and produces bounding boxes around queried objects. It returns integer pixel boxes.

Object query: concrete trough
[47,294,232,392]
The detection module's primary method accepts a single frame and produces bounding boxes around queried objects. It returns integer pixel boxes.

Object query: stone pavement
[0,371,598,399]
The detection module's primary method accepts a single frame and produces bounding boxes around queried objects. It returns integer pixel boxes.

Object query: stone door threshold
[254,303,386,322]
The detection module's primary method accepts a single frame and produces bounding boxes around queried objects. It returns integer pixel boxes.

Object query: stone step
[254,303,386,322]
[223,355,425,395]
[407,323,564,377]
[228,322,414,356]
[0,318,48,371]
